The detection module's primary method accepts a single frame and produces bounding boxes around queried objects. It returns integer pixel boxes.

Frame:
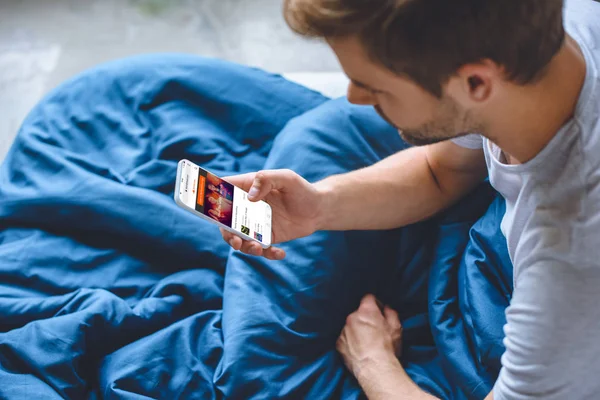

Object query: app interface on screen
[179,161,271,245]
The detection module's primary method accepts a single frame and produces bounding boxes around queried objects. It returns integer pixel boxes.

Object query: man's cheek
[374,105,400,129]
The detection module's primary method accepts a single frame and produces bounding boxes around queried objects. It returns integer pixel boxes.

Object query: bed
[0,55,512,399]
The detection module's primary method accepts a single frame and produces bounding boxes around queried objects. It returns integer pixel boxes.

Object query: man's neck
[486,35,587,164]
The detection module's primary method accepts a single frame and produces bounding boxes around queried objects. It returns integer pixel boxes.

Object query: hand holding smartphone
[175,160,272,248]
[176,160,324,260]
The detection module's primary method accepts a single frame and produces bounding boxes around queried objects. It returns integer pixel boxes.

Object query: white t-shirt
[452,1,600,398]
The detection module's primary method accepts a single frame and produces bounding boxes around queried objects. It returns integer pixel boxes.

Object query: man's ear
[448,60,501,105]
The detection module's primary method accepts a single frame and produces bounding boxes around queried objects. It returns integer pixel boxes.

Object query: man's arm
[315,141,487,231]
[356,360,494,400]
[338,295,494,400]
[356,360,439,399]
[220,139,485,258]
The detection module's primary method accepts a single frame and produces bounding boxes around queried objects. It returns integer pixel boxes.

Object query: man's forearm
[314,145,480,231]
[357,360,494,400]
[356,359,439,400]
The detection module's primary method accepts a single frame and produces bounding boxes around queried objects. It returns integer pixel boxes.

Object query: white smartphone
[174,159,272,249]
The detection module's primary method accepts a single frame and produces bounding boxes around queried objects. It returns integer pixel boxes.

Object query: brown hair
[284,0,565,97]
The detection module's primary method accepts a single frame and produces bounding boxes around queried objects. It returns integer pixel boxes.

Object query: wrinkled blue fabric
[0,55,512,399]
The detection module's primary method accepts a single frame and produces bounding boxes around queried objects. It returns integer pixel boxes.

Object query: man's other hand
[336,294,403,379]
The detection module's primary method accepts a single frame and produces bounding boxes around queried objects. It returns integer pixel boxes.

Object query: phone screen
[178,160,271,245]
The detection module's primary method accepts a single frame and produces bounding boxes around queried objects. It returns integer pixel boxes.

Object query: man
[221,0,600,398]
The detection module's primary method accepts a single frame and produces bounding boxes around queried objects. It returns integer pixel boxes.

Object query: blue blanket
[0,55,512,399]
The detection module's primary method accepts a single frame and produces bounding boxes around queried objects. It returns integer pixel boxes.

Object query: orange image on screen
[197,176,206,206]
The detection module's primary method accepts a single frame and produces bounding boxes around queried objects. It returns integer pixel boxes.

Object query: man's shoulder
[567,0,600,181]
[565,0,600,50]
[565,0,600,26]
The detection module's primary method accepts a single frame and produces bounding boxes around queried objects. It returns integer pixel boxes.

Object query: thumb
[383,306,401,330]
[358,294,380,315]
[222,172,256,193]
[247,169,295,201]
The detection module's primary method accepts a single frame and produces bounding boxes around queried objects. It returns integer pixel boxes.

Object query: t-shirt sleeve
[493,205,600,400]
[450,134,484,150]
[493,260,600,399]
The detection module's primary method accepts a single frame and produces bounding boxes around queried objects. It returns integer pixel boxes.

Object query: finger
[222,172,257,192]
[385,306,403,358]
[240,240,265,257]
[359,294,380,313]
[220,228,282,259]
[263,246,286,260]
[229,236,244,251]
[220,228,234,245]
[384,306,401,329]
[247,169,296,201]
[220,228,243,251]
[375,298,385,313]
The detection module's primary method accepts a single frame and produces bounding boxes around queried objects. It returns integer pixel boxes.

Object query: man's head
[284,0,565,145]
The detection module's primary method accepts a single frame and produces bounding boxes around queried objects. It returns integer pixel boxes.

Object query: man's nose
[347,83,376,106]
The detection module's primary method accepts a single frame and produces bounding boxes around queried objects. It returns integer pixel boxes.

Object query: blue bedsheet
[0,55,512,399]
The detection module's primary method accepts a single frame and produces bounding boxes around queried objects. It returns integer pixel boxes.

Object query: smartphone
[174,159,272,249]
